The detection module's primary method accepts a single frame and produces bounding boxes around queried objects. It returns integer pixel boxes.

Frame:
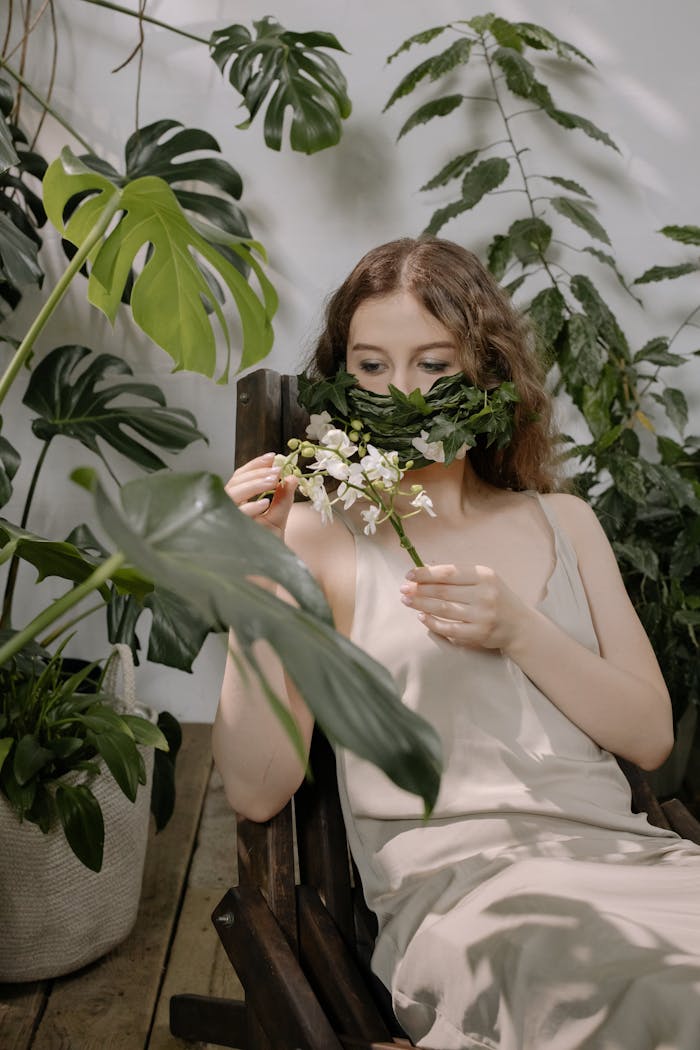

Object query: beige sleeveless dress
[334,492,700,1050]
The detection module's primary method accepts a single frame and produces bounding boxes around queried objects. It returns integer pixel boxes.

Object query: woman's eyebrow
[349,341,457,353]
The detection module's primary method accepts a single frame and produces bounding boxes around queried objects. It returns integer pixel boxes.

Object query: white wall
[3,0,699,720]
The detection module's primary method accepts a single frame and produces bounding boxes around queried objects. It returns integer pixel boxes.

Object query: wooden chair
[170,368,700,1050]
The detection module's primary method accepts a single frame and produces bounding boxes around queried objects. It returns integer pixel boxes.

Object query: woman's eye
[358,361,385,374]
[420,361,450,373]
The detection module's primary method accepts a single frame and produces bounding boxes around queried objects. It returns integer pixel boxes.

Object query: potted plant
[0,13,443,980]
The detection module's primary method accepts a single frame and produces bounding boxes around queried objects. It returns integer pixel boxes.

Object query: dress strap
[333,504,362,537]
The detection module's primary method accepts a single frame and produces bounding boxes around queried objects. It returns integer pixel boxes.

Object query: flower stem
[388,515,424,567]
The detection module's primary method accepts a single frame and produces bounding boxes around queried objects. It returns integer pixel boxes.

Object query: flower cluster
[272,411,436,562]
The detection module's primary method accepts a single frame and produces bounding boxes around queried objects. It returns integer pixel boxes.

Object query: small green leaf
[527,286,566,349]
[0,212,43,288]
[466,14,495,34]
[0,737,12,774]
[13,734,54,785]
[608,454,647,503]
[551,196,610,245]
[540,175,592,198]
[633,338,685,368]
[384,38,473,110]
[661,387,689,435]
[614,541,659,580]
[570,275,629,358]
[659,225,700,246]
[633,262,700,285]
[0,432,21,509]
[420,151,479,191]
[0,111,19,171]
[55,784,104,871]
[581,384,611,440]
[581,247,641,302]
[489,18,524,51]
[493,47,536,98]
[386,26,448,64]
[487,234,513,280]
[565,313,606,387]
[423,157,510,235]
[89,729,141,802]
[545,109,619,152]
[397,94,463,139]
[121,715,169,751]
[507,216,552,263]
[513,22,594,65]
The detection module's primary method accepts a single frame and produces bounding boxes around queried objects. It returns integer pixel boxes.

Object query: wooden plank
[0,982,47,1050]
[661,798,700,844]
[31,724,212,1050]
[149,767,242,1050]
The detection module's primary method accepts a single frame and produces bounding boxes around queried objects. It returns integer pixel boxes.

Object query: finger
[225,472,280,505]
[263,475,298,530]
[406,564,480,586]
[418,612,483,647]
[238,499,271,518]
[404,594,469,620]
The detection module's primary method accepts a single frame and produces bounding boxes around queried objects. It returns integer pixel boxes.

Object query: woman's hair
[306,236,567,493]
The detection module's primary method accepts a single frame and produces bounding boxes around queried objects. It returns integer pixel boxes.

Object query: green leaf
[144,586,212,672]
[633,262,700,285]
[614,541,659,580]
[551,196,610,245]
[0,519,152,599]
[121,714,169,751]
[0,431,20,509]
[89,729,141,802]
[385,38,473,110]
[513,22,594,64]
[493,47,536,98]
[633,338,686,368]
[507,216,552,263]
[23,344,207,472]
[13,734,54,784]
[487,234,512,280]
[424,158,510,235]
[564,313,605,387]
[420,150,479,191]
[84,471,443,812]
[55,783,104,871]
[466,14,495,34]
[387,26,448,63]
[0,112,19,172]
[581,383,611,440]
[503,273,528,297]
[0,737,12,774]
[570,275,629,358]
[608,454,647,503]
[0,211,43,288]
[540,175,592,199]
[581,247,641,302]
[210,17,351,153]
[489,17,524,51]
[397,93,463,139]
[527,286,566,349]
[544,108,619,152]
[43,150,277,380]
[659,224,700,246]
[661,387,689,435]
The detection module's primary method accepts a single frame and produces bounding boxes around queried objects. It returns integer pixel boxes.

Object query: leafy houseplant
[384,13,700,804]
[0,3,443,885]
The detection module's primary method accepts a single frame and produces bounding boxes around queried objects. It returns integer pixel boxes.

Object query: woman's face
[346,290,462,395]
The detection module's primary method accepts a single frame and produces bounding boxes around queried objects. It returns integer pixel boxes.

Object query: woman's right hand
[224,452,298,541]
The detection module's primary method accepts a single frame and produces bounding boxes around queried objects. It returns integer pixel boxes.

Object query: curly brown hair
[306,236,568,493]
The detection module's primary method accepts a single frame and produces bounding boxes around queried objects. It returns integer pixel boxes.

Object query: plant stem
[77,0,209,45]
[0,59,95,152]
[0,191,122,408]
[0,440,51,628]
[0,552,125,667]
[388,515,424,567]
[38,600,106,648]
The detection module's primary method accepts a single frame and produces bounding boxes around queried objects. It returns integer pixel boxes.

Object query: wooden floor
[0,724,245,1050]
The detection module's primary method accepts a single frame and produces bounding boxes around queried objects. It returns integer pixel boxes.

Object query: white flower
[337,463,367,509]
[273,451,297,476]
[308,447,352,480]
[298,474,334,524]
[361,504,381,535]
[319,428,357,457]
[410,489,437,517]
[360,445,402,487]
[411,430,445,463]
[305,411,333,441]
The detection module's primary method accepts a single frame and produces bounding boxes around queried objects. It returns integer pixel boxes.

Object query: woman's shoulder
[285,500,355,576]
[537,490,612,562]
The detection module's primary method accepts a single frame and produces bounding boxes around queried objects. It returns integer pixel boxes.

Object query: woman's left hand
[399,563,531,652]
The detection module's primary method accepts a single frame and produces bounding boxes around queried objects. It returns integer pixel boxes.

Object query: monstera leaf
[43,150,277,379]
[210,16,351,153]
[79,469,442,811]
[23,344,206,473]
[0,426,20,509]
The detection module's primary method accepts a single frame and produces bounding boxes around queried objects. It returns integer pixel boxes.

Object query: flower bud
[363,432,371,442]
[301,445,316,458]
[404,460,414,470]
[287,437,300,449]
[410,484,422,494]
[348,430,360,442]
[351,419,363,431]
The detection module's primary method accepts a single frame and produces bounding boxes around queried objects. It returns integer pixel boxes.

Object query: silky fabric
[334,492,700,1050]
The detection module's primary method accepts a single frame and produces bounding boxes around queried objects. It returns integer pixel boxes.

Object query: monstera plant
[0,13,441,872]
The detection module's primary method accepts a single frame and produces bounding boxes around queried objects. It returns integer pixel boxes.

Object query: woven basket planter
[0,645,155,982]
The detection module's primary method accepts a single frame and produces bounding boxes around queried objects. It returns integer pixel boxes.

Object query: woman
[213,237,700,1050]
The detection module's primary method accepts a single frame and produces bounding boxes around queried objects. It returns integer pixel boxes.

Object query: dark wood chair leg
[212,886,344,1050]
[169,994,247,1048]
[661,798,700,844]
